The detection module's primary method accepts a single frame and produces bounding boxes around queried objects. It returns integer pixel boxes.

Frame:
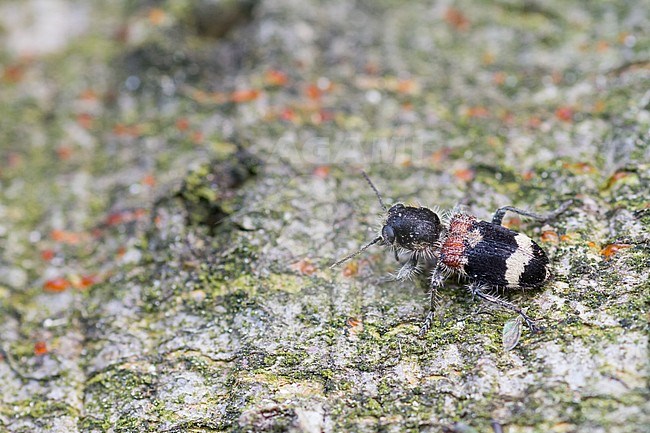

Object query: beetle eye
[382,225,395,244]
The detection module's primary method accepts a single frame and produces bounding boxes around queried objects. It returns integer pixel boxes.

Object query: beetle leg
[468,283,540,333]
[396,254,419,280]
[418,265,444,337]
[491,200,572,226]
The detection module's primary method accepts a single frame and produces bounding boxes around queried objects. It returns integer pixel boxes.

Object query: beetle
[331,172,571,337]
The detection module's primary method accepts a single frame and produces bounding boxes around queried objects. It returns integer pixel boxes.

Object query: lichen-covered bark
[0,1,648,432]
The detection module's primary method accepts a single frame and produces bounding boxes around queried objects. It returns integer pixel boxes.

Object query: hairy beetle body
[331,172,571,338]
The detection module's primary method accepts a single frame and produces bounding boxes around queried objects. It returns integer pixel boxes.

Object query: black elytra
[464,221,520,288]
[462,220,549,289]
[519,241,549,287]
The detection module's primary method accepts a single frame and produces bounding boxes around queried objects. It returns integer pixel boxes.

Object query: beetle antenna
[362,171,388,212]
[330,236,382,268]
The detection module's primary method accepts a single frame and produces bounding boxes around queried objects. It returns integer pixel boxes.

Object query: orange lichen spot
[79,274,100,289]
[305,84,322,101]
[555,106,574,122]
[105,212,124,226]
[342,261,359,278]
[313,165,330,179]
[347,317,361,327]
[77,113,94,129]
[578,162,596,173]
[586,241,599,251]
[560,233,578,242]
[2,63,26,83]
[231,89,261,103]
[290,258,317,276]
[396,79,418,95]
[540,230,560,243]
[116,246,127,258]
[492,71,506,85]
[106,212,130,226]
[34,341,48,356]
[50,229,82,245]
[41,249,55,261]
[113,123,128,136]
[521,170,535,181]
[600,243,631,259]
[141,173,156,187]
[280,107,297,122]
[265,69,288,87]
[113,123,141,137]
[105,208,147,226]
[563,162,596,174]
[466,106,489,118]
[79,89,98,101]
[444,7,470,30]
[603,170,631,190]
[453,167,475,182]
[346,317,364,335]
[44,278,70,293]
[148,8,166,25]
[596,40,610,52]
[56,145,73,161]
[430,147,451,165]
[175,118,190,131]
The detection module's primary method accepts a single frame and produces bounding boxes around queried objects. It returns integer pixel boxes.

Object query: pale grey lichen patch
[535,334,647,401]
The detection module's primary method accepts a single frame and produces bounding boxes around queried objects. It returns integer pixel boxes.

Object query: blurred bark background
[0,1,648,432]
